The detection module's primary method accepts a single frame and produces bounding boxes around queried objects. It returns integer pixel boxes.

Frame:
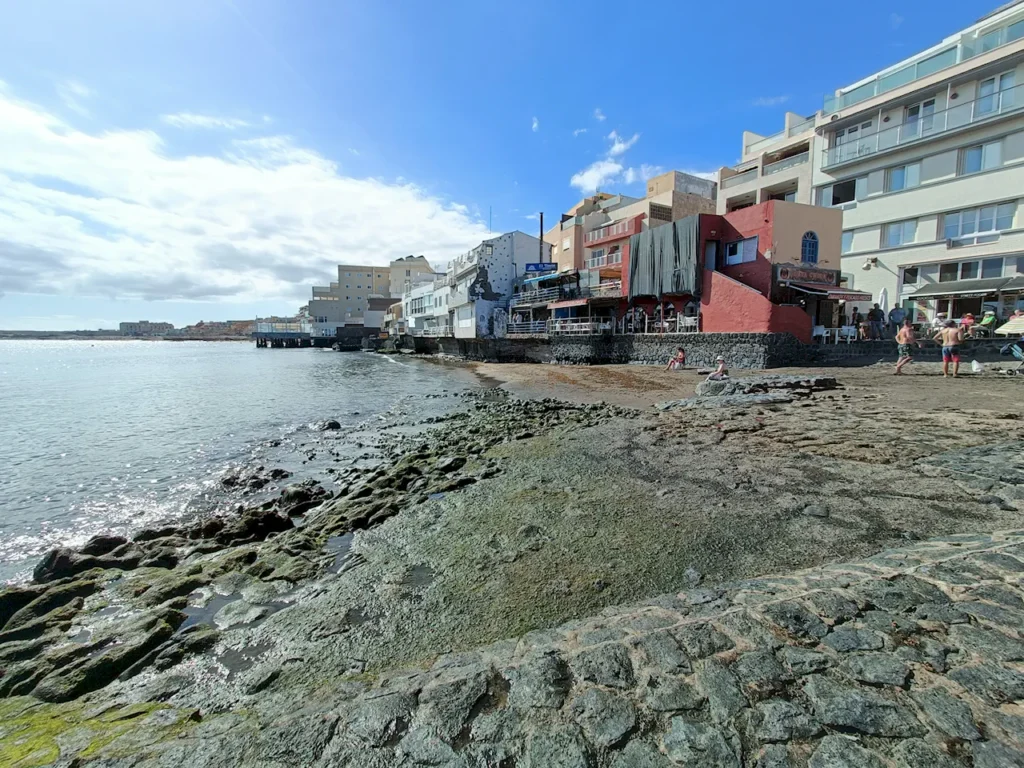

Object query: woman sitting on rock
[706,356,729,381]
[665,347,686,371]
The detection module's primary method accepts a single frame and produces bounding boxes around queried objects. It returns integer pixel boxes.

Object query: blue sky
[0,0,1001,330]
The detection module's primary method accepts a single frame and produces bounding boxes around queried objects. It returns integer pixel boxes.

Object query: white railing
[762,151,809,176]
[506,321,548,336]
[629,316,700,334]
[510,286,562,307]
[721,168,757,188]
[589,281,622,298]
[421,326,452,337]
[584,220,632,244]
[549,320,611,335]
[586,254,607,268]
[823,83,1024,168]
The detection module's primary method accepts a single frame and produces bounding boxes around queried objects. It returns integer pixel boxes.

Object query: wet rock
[3,579,96,630]
[672,623,734,659]
[505,652,572,709]
[762,602,828,641]
[755,700,821,742]
[823,628,884,653]
[317,420,342,431]
[803,676,923,737]
[639,674,703,711]
[134,525,182,543]
[892,739,960,768]
[695,658,747,723]
[524,725,593,768]
[0,598,84,643]
[947,662,1024,705]
[910,687,981,741]
[841,654,909,687]
[139,574,209,608]
[808,734,885,768]
[803,504,829,518]
[662,718,739,767]
[781,647,831,676]
[0,584,49,631]
[80,534,129,556]
[32,546,141,583]
[610,739,673,768]
[214,508,292,547]
[213,600,270,630]
[569,644,634,689]
[435,456,467,474]
[32,619,177,702]
[570,687,636,747]
[139,548,179,570]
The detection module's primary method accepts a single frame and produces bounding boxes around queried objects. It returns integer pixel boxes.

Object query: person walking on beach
[933,320,964,378]
[665,347,686,371]
[894,318,919,375]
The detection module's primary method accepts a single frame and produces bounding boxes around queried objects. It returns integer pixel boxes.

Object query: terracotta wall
[700,269,812,344]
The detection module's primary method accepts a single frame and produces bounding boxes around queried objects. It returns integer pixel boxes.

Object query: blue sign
[525,263,558,273]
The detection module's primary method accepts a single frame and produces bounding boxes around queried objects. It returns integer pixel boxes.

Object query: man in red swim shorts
[933,320,964,378]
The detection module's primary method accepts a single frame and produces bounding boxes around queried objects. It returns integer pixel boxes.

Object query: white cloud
[570,159,623,194]
[524,213,538,221]
[680,169,718,181]
[0,86,491,303]
[572,128,587,137]
[622,164,664,185]
[607,130,640,157]
[161,113,251,130]
[56,80,93,117]
[890,12,904,30]
[532,116,539,132]
[593,108,606,122]
[751,95,790,107]
[348,147,360,156]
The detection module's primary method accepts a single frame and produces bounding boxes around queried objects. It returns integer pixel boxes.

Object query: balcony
[507,321,548,336]
[762,151,809,176]
[510,286,562,307]
[822,83,1024,169]
[589,281,622,298]
[823,13,1024,114]
[744,131,784,155]
[721,168,757,189]
[584,218,637,245]
[586,254,607,269]
[787,118,815,137]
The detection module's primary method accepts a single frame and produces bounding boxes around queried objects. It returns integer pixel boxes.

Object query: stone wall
[809,338,1011,366]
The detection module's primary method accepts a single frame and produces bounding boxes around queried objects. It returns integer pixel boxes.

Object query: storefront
[772,265,872,327]
[908,275,1024,324]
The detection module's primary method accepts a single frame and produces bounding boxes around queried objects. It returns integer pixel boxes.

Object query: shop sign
[775,264,839,286]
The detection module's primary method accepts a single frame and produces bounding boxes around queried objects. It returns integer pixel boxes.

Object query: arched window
[801,232,819,264]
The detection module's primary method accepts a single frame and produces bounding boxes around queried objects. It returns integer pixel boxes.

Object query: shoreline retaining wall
[397,333,1014,369]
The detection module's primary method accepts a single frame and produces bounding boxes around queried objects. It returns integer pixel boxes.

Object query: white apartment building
[814,1,1024,321]
[447,231,551,339]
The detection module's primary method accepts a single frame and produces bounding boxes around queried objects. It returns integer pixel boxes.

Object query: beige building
[544,171,717,273]
[389,255,437,297]
[814,1,1024,321]
[717,112,817,213]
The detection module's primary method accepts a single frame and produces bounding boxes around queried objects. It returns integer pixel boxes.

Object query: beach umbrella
[878,287,889,313]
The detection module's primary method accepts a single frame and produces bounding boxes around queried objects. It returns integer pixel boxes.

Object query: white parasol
[878,287,889,314]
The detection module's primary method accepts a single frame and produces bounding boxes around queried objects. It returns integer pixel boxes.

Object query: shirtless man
[933,320,964,378]
[894,319,919,375]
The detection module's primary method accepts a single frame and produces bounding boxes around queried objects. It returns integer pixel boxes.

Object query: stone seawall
[399,333,1017,369]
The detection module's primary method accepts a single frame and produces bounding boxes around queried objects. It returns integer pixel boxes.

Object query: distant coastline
[0,331,251,341]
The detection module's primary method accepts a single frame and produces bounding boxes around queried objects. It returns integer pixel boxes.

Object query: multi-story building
[389,255,437,298]
[717,112,818,213]
[814,1,1024,322]
[447,231,551,338]
[119,321,174,336]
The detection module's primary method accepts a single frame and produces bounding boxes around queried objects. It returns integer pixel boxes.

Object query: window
[1017,255,1024,274]
[939,263,959,282]
[982,257,1004,278]
[884,219,917,248]
[977,71,1015,116]
[887,162,920,192]
[724,236,758,265]
[817,177,866,207]
[346,272,351,277]
[841,231,854,254]
[562,238,570,250]
[960,141,1002,175]
[903,266,919,285]
[801,232,819,264]
[960,261,979,279]
[945,202,1015,244]
[904,99,935,138]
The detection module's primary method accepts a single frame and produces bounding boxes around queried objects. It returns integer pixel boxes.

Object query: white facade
[402,281,440,334]
[445,232,551,339]
[814,1,1024,320]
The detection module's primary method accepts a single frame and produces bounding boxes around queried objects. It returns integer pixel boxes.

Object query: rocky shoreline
[1,372,1022,766]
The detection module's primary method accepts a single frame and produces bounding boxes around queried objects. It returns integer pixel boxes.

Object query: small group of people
[894,318,972,378]
[848,304,896,340]
[666,347,728,381]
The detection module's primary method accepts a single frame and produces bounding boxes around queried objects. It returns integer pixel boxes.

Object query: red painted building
[575,201,867,343]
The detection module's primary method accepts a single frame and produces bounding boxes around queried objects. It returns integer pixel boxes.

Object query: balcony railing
[420,326,453,337]
[744,131,784,155]
[823,14,1024,114]
[609,251,622,265]
[561,216,582,230]
[584,220,634,244]
[762,151,809,176]
[510,286,562,307]
[721,168,757,189]
[787,118,815,137]
[823,83,1024,168]
[506,321,548,336]
[586,254,607,268]
[589,281,622,298]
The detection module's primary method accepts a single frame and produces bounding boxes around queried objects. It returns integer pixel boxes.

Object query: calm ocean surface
[0,341,477,582]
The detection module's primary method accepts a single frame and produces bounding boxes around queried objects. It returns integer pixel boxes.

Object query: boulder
[317,420,342,431]
[4,579,97,630]
[32,546,142,583]
[80,534,129,556]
